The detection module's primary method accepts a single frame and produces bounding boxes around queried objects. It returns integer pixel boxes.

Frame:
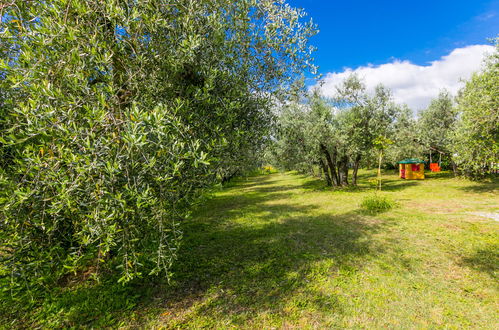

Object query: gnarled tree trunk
[351,154,361,185]
[451,161,458,176]
[338,155,349,186]
[320,143,339,186]
[319,158,332,186]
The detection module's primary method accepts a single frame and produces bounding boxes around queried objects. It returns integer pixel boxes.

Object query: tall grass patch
[360,193,395,214]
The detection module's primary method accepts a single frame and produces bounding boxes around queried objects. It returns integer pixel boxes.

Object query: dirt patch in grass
[470,212,499,222]
[404,200,465,214]
[439,223,463,231]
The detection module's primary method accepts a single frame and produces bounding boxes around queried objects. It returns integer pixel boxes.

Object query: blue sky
[290,0,498,71]
[288,0,498,110]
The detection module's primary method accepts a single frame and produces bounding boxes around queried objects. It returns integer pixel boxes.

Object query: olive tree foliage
[384,105,423,166]
[416,90,457,168]
[418,91,456,152]
[270,95,336,184]
[269,78,317,174]
[0,0,317,290]
[451,41,498,177]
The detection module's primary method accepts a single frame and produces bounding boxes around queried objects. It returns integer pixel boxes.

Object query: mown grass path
[137,171,498,328]
[9,171,497,328]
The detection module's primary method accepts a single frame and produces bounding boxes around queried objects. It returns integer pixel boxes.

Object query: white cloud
[476,11,496,21]
[316,45,495,111]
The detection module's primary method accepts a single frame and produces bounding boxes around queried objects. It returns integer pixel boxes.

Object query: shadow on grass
[460,243,498,280]
[381,179,420,192]
[127,175,383,327]
[145,218,374,325]
[299,172,420,193]
[4,174,384,328]
[457,179,499,194]
[424,171,456,180]
[223,174,275,189]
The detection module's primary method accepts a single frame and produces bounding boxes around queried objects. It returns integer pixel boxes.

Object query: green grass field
[3,170,498,328]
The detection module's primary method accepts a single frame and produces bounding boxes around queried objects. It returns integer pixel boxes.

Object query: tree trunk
[377,150,383,191]
[338,155,349,186]
[451,160,458,176]
[320,143,339,186]
[221,170,238,184]
[351,154,361,185]
[309,166,315,177]
[319,159,332,186]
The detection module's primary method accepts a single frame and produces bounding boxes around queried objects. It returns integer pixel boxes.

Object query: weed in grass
[360,193,396,214]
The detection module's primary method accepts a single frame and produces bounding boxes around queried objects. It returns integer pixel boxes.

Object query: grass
[2,170,498,328]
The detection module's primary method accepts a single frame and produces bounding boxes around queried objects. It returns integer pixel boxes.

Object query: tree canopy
[451,41,499,177]
[0,0,317,291]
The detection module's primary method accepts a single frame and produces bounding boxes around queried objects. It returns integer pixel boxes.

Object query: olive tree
[451,41,498,177]
[333,75,399,185]
[0,0,317,291]
[417,90,457,170]
[385,105,423,166]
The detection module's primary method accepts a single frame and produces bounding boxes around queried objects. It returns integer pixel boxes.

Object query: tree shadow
[457,180,499,194]
[424,171,455,180]
[140,215,380,327]
[300,178,333,191]
[122,176,385,326]
[299,173,420,193]
[380,179,420,192]
[460,243,498,281]
[220,174,275,189]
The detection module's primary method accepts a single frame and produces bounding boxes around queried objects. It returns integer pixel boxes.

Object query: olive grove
[271,75,401,186]
[270,41,498,183]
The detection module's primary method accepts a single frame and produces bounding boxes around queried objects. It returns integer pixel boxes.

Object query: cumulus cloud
[315,45,495,111]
